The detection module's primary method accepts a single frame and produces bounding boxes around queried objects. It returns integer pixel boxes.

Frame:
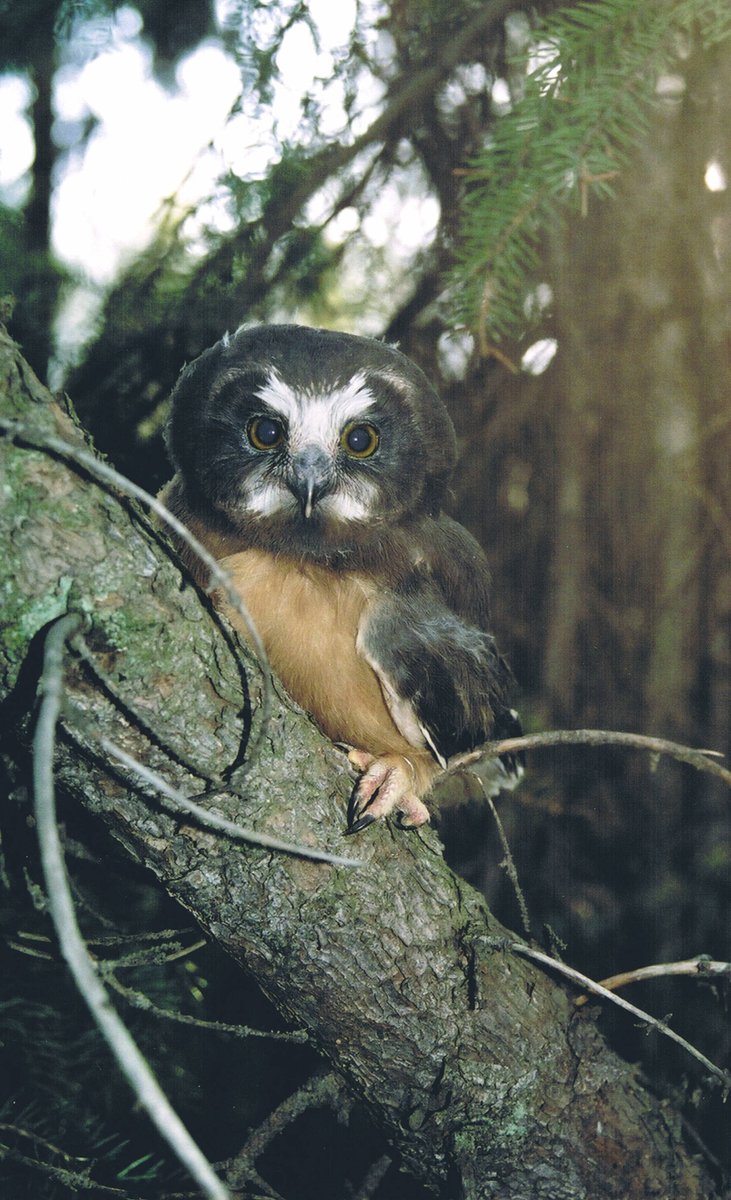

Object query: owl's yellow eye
[248,415,284,451]
[341,422,379,459]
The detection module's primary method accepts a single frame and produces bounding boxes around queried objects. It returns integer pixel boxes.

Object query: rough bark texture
[0,326,718,1198]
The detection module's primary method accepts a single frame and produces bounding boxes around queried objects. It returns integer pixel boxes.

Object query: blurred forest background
[1,0,730,1196]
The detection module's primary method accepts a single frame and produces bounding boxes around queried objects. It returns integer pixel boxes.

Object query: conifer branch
[453,0,731,345]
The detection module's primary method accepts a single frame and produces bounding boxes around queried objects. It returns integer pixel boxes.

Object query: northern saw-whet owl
[162,324,521,831]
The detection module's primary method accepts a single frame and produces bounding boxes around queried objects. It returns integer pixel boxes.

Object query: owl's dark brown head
[165,324,457,563]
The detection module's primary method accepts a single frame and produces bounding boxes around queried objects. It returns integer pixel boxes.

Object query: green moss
[17,574,74,640]
[0,575,75,692]
[451,1096,530,1180]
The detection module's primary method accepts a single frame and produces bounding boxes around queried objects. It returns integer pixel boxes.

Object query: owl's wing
[357,580,521,777]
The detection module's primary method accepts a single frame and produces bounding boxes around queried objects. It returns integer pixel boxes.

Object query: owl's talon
[345,811,377,835]
[346,775,377,830]
[346,790,367,830]
[347,753,431,831]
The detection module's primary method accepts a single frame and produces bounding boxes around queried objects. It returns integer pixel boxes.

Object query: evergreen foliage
[452,0,731,345]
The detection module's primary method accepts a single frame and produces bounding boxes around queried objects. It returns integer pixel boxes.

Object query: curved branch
[97,733,360,867]
[577,956,731,1003]
[479,727,731,788]
[33,613,230,1200]
[508,942,731,1092]
[105,973,308,1042]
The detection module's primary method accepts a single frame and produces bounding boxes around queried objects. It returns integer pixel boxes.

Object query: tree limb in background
[64,0,518,476]
[223,1072,347,1192]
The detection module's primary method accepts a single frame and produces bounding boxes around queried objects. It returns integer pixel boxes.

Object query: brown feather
[217,548,440,796]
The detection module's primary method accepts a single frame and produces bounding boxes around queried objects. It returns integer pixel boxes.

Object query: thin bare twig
[91,942,206,971]
[224,1073,347,1191]
[105,973,308,1042]
[6,938,55,961]
[473,775,531,938]
[575,956,731,1006]
[507,941,731,1092]
[0,1144,129,1195]
[0,1122,89,1163]
[32,613,231,1200]
[98,733,361,868]
[163,938,206,960]
[478,728,731,788]
[72,633,219,785]
[87,927,196,947]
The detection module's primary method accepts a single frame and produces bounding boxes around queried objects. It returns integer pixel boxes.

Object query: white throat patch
[242,475,379,521]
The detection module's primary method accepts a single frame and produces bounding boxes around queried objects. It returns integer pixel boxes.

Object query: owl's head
[166,324,457,561]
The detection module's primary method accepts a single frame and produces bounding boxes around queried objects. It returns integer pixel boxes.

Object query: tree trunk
[0,326,719,1198]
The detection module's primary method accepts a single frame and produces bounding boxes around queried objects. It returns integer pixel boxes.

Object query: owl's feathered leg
[346,749,433,832]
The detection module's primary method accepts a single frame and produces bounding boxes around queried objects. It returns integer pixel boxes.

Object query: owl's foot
[346,750,431,833]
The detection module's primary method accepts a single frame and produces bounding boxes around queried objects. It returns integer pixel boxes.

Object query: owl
[162,324,521,831]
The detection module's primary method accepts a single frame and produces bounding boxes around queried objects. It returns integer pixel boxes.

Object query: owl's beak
[287,445,334,519]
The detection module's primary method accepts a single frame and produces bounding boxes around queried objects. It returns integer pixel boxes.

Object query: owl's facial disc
[239,368,381,524]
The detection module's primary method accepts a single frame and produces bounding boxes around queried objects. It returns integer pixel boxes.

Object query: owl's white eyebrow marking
[254,369,376,449]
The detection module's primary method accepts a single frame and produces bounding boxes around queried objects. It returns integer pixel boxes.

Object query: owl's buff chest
[217,549,400,753]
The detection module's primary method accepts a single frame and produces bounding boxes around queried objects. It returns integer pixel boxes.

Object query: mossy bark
[0,326,718,1198]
